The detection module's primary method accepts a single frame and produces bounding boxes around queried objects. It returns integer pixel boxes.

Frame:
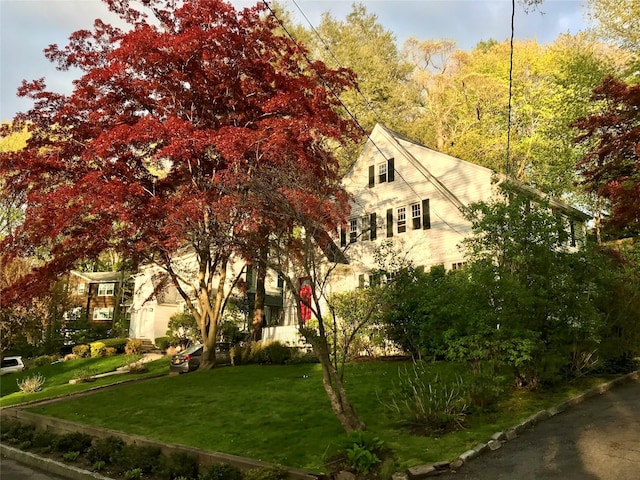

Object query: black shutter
[368,165,375,188]
[422,199,431,229]
[370,213,377,240]
[340,227,346,247]
[386,209,393,237]
[387,158,395,182]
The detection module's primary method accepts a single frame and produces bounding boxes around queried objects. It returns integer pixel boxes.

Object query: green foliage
[199,463,243,480]
[345,444,380,474]
[218,320,247,346]
[73,366,97,382]
[243,466,288,480]
[383,362,468,434]
[156,451,199,480]
[87,436,125,464]
[125,339,143,355]
[99,337,129,353]
[90,341,106,358]
[53,432,93,454]
[93,460,106,472]
[124,468,143,480]
[63,451,80,462]
[166,312,199,348]
[241,341,292,365]
[117,444,162,474]
[154,336,173,351]
[34,355,53,367]
[72,344,90,358]
[16,373,46,393]
[104,347,117,356]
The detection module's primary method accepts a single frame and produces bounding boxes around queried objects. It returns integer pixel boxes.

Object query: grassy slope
[18,360,614,472]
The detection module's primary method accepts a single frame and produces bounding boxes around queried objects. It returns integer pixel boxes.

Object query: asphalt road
[440,377,640,480]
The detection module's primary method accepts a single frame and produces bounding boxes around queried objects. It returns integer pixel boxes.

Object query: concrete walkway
[439,376,640,480]
[1,456,73,480]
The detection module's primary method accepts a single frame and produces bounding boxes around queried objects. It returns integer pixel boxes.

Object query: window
[397,207,406,233]
[93,308,114,321]
[368,158,394,187]
[378,163,387,183]
[451,262,467,270]
[361,215,370,241]
[411,203,421,230]
[97,283,115,296]
[77,283,86,295]
[358,274,366,289]
[277,274,284,289]
[349,218,358,243]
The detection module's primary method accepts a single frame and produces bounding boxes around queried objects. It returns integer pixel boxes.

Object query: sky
[0,0,589,121]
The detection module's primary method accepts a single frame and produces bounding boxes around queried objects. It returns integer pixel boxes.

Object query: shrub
[72,344,90,358]
[383,362,468,434]
[243,466,288,480]
[73,366,97,383]
[16,373,46,393]
[242,341,292,365]
[199,463,243,480]
[345,444,380,475]
[104,347,118,356]
[116,444,162,474]
[90,341,107,358]
[154,336,173,351]
[156,451,199,480]
[53,432,93,454]
[63,451,80,462]
[87,436,125,464]
[124,468,143,480]
[93,461,106,472]
[125,339,144,355]
[34,355,53,367]
[31,430,58,452]
[1,421,35,443]
[100,337,129,353]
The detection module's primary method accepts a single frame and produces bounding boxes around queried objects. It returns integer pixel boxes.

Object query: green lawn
[0,355,168,407]
[14,359,615,472]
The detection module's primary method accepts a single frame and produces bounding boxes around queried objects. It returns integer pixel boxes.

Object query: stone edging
[393,370,640,480]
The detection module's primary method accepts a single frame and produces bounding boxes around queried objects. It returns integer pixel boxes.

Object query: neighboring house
[128,124,590,346]
[128,253,299,345]
[67,270,130,325]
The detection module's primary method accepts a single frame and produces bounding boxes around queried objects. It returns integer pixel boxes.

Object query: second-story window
[97,283,115,296]
[411,203,421,229]
[349,218,358,243]
[397,207,406,233]
[378,163,387,183]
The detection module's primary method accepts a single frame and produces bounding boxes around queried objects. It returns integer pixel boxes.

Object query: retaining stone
[450,459,464,470]
[407,464,436,479]
[491,431,506,441]
[488,440,502,451]
[459,449,477,462]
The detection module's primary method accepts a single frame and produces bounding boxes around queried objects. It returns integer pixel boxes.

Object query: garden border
[395,369,640,480]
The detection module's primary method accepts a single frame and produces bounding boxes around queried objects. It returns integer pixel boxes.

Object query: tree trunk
[311,331,366,432]
[251,245,268,341]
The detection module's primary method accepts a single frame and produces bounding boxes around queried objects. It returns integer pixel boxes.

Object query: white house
[129,124,589,345]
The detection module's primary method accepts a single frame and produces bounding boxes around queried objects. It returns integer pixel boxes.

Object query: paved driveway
[440,377,640,480]
[0,456,68,480]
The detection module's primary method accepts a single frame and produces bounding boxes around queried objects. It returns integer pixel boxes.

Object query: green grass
[0,355,168,407]
[17,360,616,472]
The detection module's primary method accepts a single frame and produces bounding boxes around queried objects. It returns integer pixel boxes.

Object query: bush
[34,355,53,367]
[16,373,46,393]
[383,362,468,434]
[100,337,130,353]
[154,336,173,351]
[31,430,58,452]
[116,444,162,474]
[0,421,35,443]
[90,341,106,358]
[241,341,292,365]
[104,347,118,356]
[243,466,288,480]
[125,339,143,355]
[72,344,90,358]
[73,366,97,382]
[87,436,125,464]
[53,432,93,454]
[156,451,199,480]
[199,463,243,480]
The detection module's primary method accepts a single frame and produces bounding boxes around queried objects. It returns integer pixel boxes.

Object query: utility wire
[263,0,464,237]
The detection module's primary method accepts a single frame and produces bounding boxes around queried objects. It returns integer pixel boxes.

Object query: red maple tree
[574,76,640,235]
[0,0,360,374]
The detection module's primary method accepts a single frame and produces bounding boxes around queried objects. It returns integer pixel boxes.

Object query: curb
[1,444,112,480]
[397,369,639,479]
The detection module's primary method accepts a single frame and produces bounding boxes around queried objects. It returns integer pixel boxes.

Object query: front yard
[1,356,618,473]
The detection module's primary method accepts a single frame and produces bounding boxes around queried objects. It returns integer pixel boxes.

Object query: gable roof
[349,123,589,221]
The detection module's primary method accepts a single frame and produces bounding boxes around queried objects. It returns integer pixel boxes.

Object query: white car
[1,356,26,375]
